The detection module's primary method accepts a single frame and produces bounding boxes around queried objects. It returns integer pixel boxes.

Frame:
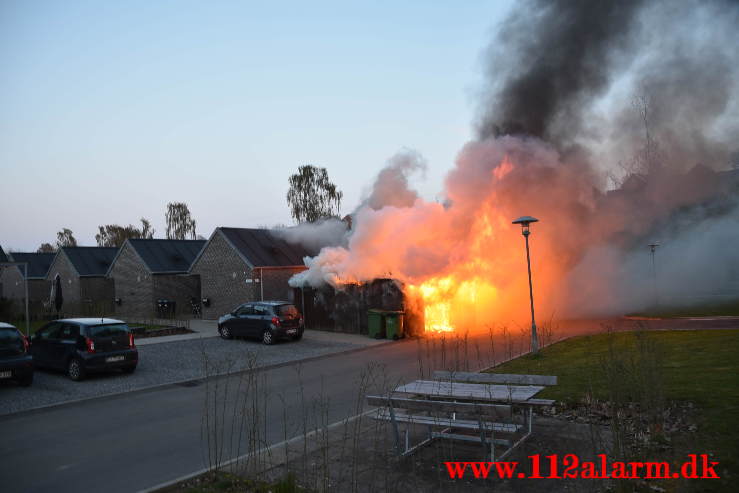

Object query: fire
[291,141,569,335]
[408,276,499,333]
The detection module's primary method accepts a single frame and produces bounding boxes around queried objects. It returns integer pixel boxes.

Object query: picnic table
[394,379,545,403]
[368,371,557,460]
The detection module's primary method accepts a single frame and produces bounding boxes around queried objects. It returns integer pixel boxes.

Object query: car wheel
[19,373,33,387]
[292,332,303,341]
[68,358,86,381]
[122,365,136,374]
[219,325,233,340]
[262,329,275,345]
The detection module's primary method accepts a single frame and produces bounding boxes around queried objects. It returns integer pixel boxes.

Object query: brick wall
[261,267,306,301]
[0,266,49,303]
[152,274,201,317]
[190,231,258,319]
[46,251,81,306]
[109,243,154,318]
[0,266,25,300]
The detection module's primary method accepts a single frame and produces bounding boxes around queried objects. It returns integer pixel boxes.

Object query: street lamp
[512,216,539,354]
[648,242,660,307]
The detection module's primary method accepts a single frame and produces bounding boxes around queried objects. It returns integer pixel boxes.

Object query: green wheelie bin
[368,309,386,339]
[385,311,405,340]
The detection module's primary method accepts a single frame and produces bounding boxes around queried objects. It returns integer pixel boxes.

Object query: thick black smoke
[475,0,739,314]
[478,0,645,143]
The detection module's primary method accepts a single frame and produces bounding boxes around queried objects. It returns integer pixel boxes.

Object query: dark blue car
[0,322,33,387]
[31,318,138,381]
[218,301,304,344]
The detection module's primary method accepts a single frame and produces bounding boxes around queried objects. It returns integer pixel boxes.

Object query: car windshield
[276,304,299,317]
[87,323,129,337]
[0,328,21,347]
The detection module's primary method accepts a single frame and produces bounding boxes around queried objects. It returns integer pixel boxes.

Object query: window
[59,324,80,341]
[276,304,299,317]
[87,324,129,337]
[236,304,254,316]
[254,305,269,316]
[0,328,22,348]
[36,322,62,340]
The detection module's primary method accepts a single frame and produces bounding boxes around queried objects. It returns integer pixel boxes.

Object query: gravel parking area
[0,334,369,416]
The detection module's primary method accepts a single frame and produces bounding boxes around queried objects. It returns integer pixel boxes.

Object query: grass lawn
[6,319,48,335]
[627,299,739,318]
[487,329,739,490]
[128,323,171,331]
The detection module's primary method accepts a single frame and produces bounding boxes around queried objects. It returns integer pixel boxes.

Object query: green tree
[165,202,197,240]
[286,165,343,223]
[95,218,155,247]
[37,243,55,253]
[56,228,77,248]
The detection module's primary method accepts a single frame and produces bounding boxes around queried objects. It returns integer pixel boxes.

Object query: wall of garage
[109,243,154,319]
[152,274,201,318]
[190,231,259,320]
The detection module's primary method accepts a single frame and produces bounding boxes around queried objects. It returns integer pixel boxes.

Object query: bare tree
[96,218,155,247]
[56,228,77,248]
[165,202,197,240]
[286,165,343,223]
[37,243,55,253]
[609,90,663,188]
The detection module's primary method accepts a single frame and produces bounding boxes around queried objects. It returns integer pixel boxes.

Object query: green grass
[627,299,739,318]
[128,323,171,331]
[6,319,48,335]
[488,329,739,489]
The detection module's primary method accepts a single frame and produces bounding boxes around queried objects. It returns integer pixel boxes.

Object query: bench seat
[375,410,521,434]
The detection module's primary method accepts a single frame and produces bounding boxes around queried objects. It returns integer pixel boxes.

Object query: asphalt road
[1,318,736,493]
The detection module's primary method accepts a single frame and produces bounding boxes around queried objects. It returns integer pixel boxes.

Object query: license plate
[0,371,11,379]
[106,356,125,363]
[286,329,297,335]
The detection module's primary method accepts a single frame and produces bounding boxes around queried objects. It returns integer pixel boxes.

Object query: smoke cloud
[292,0,739,324]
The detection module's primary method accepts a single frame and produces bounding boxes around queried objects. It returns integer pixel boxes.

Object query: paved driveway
[0,329,385,416]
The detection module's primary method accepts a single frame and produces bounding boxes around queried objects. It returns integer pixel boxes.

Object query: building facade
[107,239,205,319]
[45,247,117,316]
[190,228,310,320]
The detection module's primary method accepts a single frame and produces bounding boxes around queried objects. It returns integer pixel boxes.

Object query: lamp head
[512,216,539,236]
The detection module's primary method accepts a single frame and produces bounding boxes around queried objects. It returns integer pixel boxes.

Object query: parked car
[30,318,138,381]
[218,301,304,344]
[0,322,33,387]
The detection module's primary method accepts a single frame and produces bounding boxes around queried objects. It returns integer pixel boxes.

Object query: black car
[218,301,304,344]
[0,322,33,387]
[30,318,138,381]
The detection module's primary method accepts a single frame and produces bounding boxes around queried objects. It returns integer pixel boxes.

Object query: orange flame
[408,276,499,333]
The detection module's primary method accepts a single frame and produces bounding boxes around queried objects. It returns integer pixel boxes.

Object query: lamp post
[648,242,660,307]
[512,216,539,354]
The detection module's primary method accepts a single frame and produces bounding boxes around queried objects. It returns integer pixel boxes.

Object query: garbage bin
[368,309,385,339]
[385,311,405,340]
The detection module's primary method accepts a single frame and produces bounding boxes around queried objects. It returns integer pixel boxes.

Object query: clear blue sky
[1,0,513,251]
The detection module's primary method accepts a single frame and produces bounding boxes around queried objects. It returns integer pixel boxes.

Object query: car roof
[0,322,18,329]
[57,318,125,325]
[253,300,292,305]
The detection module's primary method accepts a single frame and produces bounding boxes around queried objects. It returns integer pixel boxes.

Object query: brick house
[0,252,54,309]
[189,228,311,320]
[45,247,117,315]
[107,239,206,319]
[0,245,7,297]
